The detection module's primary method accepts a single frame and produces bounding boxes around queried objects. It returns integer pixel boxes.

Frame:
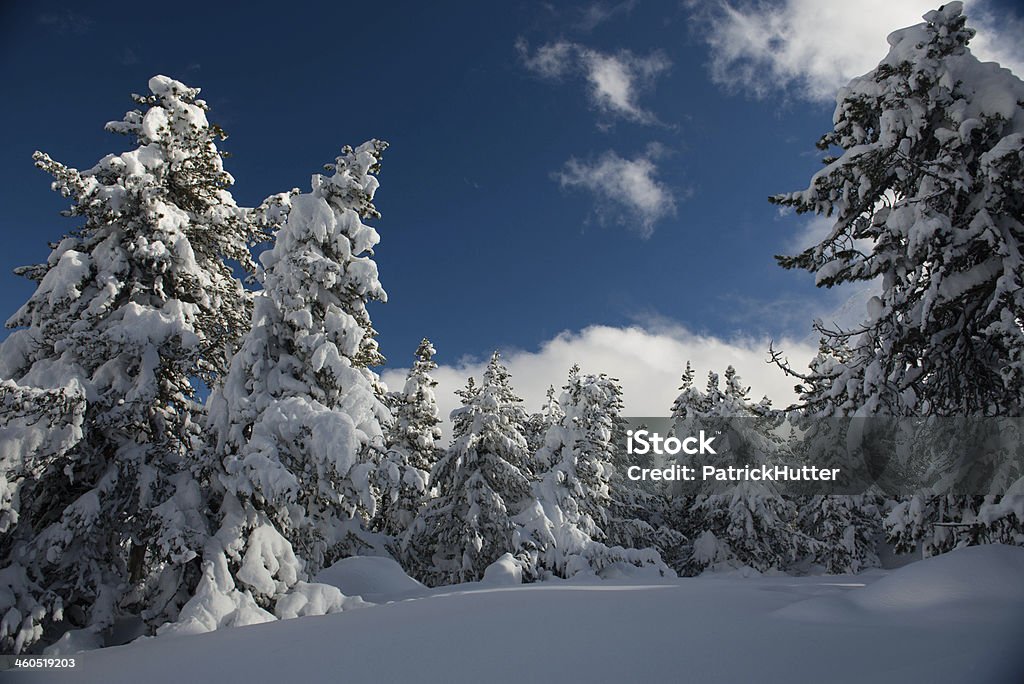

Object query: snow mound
[777,544,1024,623]
[846,544,1024,611]
[597,561,674,581]
[314,556,424,602]
[274,581,369,620]
[42,628,103,656]
[481,553,523,585]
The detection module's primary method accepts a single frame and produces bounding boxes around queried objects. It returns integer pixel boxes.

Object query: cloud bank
[383,323,817,441]
[694,0,1024,102]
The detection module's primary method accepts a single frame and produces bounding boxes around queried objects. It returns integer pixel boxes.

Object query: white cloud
[555,145,677,237]
[694,0,1024,102]
[382,323,818,442]
[516,39,574,79]
[576,0,638,32]
[516,39,670,123]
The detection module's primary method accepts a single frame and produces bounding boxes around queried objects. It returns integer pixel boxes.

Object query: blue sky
[1,1,1022,418]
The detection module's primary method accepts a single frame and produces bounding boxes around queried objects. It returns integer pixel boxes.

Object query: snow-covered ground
[10,546,1024,683]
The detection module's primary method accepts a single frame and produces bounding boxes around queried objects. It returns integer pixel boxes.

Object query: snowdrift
[314,556,427,602]
[776,543,1024,621]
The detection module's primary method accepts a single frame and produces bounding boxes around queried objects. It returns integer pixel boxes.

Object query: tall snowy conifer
[190,141,392,625]
[405,353,534,586]
[526,385,565,461]
[684,368,806,574]
[772,3,1024,416]
[788,416,883,573]
[520,368,669,579]
[377,338,441,540]
[0,76,260,652]
[770,3,1024,553]
[546,367,616,539]
[603,375,683,567]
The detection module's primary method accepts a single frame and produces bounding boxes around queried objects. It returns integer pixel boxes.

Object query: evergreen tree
[591,373,674,555]
[685,368,807,574]
[770,3,1024,553]
[0,75,260,652]
[790,419,883,573]
[795,494,879,573]
[377,338,441,540]
[190,140,392,623]
[406,353,534,586]
[657,363,711,572]
[771,3,1024,416]
[526,385,564,462]
[521,368,669,579]
[670,362,705,421]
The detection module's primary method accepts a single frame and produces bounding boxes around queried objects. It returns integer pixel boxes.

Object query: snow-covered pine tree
[769,3,1024,553]
[0,75,263,652]
[376,338,441,540]
[788,417,883,573]
[529,367,615,544]
[405,353,534,586]
[590,372,673,555]
[191,140,392,623]
[664,362,708,529]
[772,3,1024,417]
[658,362,711,571]
[670,362,704,421]
[521,368,668,579]
[526,385,564,461]
[685,368,807,574]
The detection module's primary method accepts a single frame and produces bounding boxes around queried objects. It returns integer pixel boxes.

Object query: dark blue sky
[1,1,1019,376]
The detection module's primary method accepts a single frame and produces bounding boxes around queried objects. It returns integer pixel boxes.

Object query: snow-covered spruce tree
[526,385,564,460]
[520,368,668,579]
[778,346,884,574]
[547,366,615,540]
[179,141,392,628]
[772,3,1024,417]
[684,368,808,574]
[797,494,881,573]
[789,417,883,573]
[658,362,710,571]
[769,3,1024,554]
[405,353,535,586]
[594,373,679,558]
[670,362,705,422]
[376,338,441,541]
[0,75,264,652]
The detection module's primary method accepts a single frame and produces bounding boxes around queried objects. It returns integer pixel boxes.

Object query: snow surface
[10,545,1024,683]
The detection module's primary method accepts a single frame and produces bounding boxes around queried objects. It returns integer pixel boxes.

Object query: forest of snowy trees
[1,2,1022,654]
